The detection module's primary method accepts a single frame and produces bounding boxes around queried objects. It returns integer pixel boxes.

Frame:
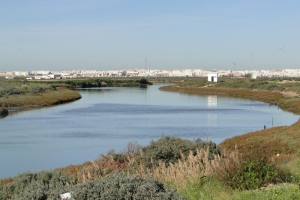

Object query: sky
[1,0,300,71]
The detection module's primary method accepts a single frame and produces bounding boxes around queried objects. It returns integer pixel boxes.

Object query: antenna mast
[279,45,285,69]
[233,62,236,77]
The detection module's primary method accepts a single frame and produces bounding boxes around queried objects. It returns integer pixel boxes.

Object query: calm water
[0,84,299,178]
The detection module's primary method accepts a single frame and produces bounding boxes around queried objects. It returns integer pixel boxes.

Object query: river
[0,84,298,178]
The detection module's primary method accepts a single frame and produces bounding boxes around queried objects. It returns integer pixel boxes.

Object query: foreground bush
[137,136,221,168]
[0,171,78,200]
[130,148,215,192]
[225,159,291,190]
[72,172,186,200]
[211,148,293,190]
[1,172,185,200]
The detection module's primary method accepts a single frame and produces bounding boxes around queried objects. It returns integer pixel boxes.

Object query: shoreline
[159,85,300,115]
[0,88,82,117]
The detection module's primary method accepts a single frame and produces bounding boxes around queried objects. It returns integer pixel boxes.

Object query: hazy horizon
[1,1,299,71]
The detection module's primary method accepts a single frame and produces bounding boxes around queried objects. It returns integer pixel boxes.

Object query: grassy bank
[0,87,81,111]
[0,78,82,113]
[0,77,152,114]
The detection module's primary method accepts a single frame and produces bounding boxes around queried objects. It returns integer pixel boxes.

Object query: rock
[0,108,8,117]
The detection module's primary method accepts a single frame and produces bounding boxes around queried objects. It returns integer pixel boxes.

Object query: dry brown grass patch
[1,88,81,110]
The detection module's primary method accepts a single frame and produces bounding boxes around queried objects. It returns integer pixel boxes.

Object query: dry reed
[73,147,246,192]
[125,148,242,191]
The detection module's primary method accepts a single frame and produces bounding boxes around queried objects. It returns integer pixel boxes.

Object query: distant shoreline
[159,85,300,115]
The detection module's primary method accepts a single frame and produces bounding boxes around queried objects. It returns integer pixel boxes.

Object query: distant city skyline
[1,1,300,71]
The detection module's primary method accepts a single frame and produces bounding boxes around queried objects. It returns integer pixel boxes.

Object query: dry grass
[55,148,219,191]
[51,142,292,192]
[77,155,130,183]
[0,88,81,110]
[126,149,212,191]
[209,146,243,181]
[0,177,14,185]
[219,120,300,159]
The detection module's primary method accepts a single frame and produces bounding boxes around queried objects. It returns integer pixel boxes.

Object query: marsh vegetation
[1,76,300,199]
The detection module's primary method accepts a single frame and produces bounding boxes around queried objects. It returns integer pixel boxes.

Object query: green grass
[181,176,300,200]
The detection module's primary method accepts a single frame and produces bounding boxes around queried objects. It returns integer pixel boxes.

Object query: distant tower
[233,62,236,77]
[145,57,148,77]
[279,45,285,69]
[145,57,148,70]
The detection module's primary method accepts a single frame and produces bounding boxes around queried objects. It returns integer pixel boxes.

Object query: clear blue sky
[1,0,299,71]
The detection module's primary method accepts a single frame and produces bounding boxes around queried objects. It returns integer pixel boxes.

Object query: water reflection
[207,95,217,107]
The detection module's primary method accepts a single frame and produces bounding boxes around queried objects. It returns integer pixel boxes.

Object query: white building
[207,72,218,82]
[14,71,29,76]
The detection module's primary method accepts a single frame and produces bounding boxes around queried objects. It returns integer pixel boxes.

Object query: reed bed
[75,147,246,192]
[125,149,212,191]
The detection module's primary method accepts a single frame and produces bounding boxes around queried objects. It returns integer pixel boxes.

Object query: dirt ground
[280,91,299,97]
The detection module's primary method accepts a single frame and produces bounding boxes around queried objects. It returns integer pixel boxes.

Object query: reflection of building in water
[207,95,217,107]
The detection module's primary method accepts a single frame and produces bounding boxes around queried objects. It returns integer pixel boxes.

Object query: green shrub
[218,158,292,190]
[137,78,153,85]
[0,171,78,199]
[137,136,221,168]
[71,172,186,200]
[0,88,24,96]
[29,86,46,94]
[4,172,185,200]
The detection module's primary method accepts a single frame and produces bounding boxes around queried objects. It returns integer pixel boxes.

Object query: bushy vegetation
[64,78,153,88]
[213,156,292,190]
[137,136,221,168]
[0,84,56,97]
[0,171,78,200]
[0,172,185,200]
[72,172,186,200]
[0,78,80,109]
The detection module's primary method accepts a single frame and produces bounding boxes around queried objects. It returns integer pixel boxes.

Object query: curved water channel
[0,84,299,178]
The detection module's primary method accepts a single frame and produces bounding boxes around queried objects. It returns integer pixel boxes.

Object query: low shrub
[0,171,78,199]
[225,158,291,190]
[137,136,221,168]
[211,147,293,190]
[0,88,24,96]
[29,86,46,94]
[72,172,186,200]
[2,172,185,200]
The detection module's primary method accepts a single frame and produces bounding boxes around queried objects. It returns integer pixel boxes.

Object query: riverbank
[0,87,82,114]
[159,85,300,114]
[0,77,152,115]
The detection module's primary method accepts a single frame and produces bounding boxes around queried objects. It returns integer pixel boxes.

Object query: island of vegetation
[1,76,300,199]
